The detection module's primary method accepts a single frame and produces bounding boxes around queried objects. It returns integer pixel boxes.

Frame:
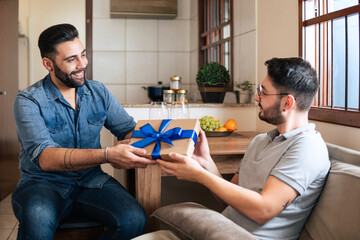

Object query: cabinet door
[110,0,177,18]
[0,0,20,200]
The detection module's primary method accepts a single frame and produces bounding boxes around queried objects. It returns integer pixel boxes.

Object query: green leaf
[196,62,230,84]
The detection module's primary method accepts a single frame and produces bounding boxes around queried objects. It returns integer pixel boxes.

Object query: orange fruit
[217,127,227,131]
[224,119,237,131]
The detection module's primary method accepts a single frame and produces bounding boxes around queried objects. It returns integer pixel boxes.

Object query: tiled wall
[93,0,256,104]
[93,0,198,104]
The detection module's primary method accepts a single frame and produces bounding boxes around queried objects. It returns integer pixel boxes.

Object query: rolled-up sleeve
[13,94,60,169]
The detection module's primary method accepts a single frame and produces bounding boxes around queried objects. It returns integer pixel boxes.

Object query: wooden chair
[54,212,106,240]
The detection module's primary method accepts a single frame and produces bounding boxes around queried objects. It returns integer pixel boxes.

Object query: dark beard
[53,61,86,88]
[258,101,285,125]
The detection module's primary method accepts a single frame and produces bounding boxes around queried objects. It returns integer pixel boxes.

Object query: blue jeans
[11,177,146,240]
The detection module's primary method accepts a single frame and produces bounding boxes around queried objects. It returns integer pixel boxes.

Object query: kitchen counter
[121,103,256,108]
[123,103,257,132]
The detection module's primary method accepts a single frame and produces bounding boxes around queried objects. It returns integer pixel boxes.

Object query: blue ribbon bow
[131,119,198,160]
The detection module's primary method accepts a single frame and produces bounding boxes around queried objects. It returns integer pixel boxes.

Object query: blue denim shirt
[13,74,136,198]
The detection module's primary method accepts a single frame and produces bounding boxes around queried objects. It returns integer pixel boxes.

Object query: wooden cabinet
[110,0,177,19]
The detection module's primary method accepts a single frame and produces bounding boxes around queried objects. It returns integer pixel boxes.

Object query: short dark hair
[265,57,318,111]
[38,23,79,59]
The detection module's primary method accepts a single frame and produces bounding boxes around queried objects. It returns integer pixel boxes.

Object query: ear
[42,57,54,72]
[282,95,296,112]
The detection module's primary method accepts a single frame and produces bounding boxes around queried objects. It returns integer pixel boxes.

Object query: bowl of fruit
[199,116,237,137]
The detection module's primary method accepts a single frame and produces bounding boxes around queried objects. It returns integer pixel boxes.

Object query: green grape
[200,115,225,131]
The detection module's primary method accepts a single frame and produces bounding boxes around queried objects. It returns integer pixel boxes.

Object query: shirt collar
[43,74,90,101]
[267,123,315,141]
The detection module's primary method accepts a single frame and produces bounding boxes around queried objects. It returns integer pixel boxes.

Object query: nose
[77,56,88,69]
[254,93,260,103]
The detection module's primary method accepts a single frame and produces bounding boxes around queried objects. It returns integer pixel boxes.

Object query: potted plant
[196,62,230,103]
[235,80,254,103]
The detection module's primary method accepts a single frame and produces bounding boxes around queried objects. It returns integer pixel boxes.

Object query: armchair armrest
[151,202,257,240]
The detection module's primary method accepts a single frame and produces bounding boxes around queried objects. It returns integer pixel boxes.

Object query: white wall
[18,0,86,86]
[311,121,360,151]
[233,0,256,90]
[256,0,299,133]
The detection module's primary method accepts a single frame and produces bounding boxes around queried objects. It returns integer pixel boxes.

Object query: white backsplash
[93,0,196,104]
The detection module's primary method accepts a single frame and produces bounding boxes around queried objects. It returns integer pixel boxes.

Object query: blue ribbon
[131,119,198,160]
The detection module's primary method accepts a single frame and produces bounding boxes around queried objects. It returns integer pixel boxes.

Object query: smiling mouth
[72,70,85,79]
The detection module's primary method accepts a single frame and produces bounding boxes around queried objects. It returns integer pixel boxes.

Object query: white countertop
[122,103,256,108]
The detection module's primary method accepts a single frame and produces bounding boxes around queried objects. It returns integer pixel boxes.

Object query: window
[300,0,360,128]
[199,0,233,89]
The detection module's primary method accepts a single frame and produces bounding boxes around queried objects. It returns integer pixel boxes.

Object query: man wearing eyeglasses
[156,58,330,240]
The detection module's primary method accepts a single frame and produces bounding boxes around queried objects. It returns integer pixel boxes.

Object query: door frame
[85,0,93,80]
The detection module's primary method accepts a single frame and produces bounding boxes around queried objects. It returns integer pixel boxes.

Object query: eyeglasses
[256,84,289,98]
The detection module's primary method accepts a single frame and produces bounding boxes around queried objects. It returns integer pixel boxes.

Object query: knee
[22,201,58,229]
[117,205,147,238]
[124,205,147,229]
[130,206,147,228]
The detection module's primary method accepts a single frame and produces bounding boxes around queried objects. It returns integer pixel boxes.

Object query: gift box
[129,119,201,160]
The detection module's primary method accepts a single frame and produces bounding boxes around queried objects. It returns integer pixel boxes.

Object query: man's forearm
[39,147,107,171]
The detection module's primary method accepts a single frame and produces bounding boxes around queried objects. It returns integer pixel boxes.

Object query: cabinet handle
[0,91,6,95]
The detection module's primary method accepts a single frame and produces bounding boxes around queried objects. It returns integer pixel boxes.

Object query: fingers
[157,159,176,175]
[157,159,174,169]
[199,129,209,144]
[168,152,187,163]
[117,139,131,144]
[110,144,155,168]
[131,146,147,156]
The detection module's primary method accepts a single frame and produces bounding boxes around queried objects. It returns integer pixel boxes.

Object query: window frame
[198,0,234,90]
[299,1,360,128]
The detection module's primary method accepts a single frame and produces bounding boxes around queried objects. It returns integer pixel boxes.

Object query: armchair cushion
[299,160,360,240]
[151,202,257,240]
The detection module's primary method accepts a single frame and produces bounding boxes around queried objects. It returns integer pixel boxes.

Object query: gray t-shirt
[222,123,330,240]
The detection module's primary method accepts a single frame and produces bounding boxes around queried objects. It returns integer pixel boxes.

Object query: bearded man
[12,23,155,240]
[154,57,330,240]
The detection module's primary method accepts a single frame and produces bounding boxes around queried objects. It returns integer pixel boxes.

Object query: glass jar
[163,90,175,104]
[176,89,188,103]
[170,76,181,90]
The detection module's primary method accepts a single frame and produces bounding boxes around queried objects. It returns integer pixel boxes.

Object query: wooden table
[133,131,258,231]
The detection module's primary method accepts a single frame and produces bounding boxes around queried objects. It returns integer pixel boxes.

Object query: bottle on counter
[176,89,188,103]
[163,89,175,104]
[170,76,181,90]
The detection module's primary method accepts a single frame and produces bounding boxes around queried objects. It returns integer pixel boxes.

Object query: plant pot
[237,90,253,104]
[197,83,227,103]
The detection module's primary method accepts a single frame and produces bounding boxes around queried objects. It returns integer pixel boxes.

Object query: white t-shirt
[222,123,330,240]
